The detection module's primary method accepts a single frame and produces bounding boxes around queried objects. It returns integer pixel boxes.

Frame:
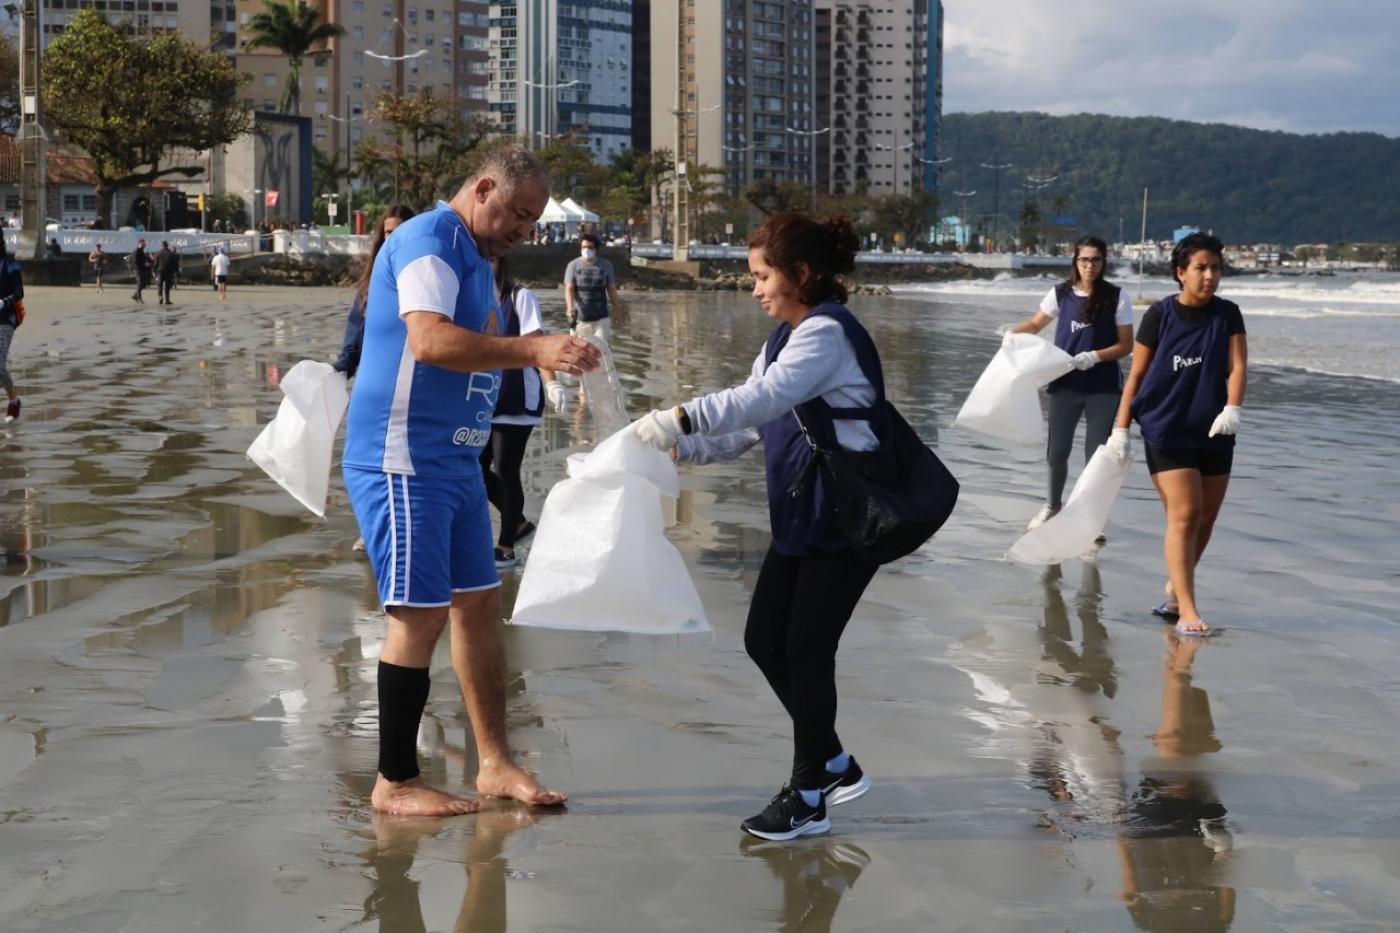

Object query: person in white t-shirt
[479,255,568,568]
[1005,235,1134,530]
[210,247,232,300]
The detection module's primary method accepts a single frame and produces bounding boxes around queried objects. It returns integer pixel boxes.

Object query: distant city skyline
[942,0,1400,138]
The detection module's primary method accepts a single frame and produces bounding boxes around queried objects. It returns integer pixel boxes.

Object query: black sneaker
[820,757,871,807]
[741,786,830,841]
[493,547,518,569]
[514,519,537,542]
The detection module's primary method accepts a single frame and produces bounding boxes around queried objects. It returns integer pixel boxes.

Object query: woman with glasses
[1005,235,1134,530]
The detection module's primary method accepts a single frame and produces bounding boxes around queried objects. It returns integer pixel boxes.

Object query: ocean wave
[1253,358,1400,385]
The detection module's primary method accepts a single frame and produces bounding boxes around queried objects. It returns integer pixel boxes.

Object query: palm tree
[244,0,344,116]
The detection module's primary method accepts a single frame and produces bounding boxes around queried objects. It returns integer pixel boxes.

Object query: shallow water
[0,284,1397,932]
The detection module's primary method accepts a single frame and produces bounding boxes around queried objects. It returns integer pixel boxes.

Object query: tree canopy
[940,111,1400,244]
[44,10,252,228]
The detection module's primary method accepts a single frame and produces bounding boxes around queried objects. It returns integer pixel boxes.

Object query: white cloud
[941,0,1400,136]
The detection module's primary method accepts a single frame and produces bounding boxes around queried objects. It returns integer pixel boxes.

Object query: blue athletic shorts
[344,466,500,607]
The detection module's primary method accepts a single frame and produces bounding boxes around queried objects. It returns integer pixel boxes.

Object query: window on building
[352,0,363,13]
[263,73,277,86]
[352,25,363,38]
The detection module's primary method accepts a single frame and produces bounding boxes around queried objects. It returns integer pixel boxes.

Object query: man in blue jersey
[343,146,601,817]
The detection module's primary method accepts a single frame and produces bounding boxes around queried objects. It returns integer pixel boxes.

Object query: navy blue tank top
[1047,281,1122,395]
[1130,296,1233,450]
[758,304,886,556]
[493,286,544,419]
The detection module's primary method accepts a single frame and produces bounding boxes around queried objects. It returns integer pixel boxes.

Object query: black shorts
[1144,444,1233,477]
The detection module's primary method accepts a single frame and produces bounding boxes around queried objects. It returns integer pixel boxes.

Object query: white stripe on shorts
[385,474,399,601]
[399,474,412,604]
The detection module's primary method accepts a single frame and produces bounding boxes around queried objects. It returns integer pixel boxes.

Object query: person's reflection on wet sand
[1117,633,1235,932]
[1029,562,1125,823]
[1038,562,1117,698]
[365,804,539,933]
[739,836,869,932]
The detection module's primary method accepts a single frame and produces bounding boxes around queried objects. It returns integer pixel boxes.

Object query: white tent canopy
[559,197,600,223]
[538,197,572,224]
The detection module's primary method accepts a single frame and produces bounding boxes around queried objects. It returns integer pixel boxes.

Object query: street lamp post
[17,0,46,257]
[980,155,1013,252]
[785,125,831,211]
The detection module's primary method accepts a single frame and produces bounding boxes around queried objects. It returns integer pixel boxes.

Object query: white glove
[999,327,1017,348]
[1105,427,1132,466]
[632,407,684,451]
[545,380,568,416]
[1208,404,1242,438]
[1071,350,1101,371]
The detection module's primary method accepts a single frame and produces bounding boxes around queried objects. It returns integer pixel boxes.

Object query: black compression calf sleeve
[377,661,431,782]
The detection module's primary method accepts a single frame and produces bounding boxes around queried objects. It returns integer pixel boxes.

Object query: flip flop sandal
[1150,600,1180,621]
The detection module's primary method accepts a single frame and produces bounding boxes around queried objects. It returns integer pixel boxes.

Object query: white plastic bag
[247,360,349,517]
[954,333,1074,444]
[1006,446,1132,564]
[511,429,708,634]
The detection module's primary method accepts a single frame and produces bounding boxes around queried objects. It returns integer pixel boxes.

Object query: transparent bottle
[579,335,631,438]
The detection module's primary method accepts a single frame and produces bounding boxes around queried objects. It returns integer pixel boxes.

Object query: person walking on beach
[89,243,107,292]
[130,239,151,302]
[1107,233,1247,636]
[631,212,880,841]
[0,238,24,422]
[210,247,231,300]
[479,254,568,569]
[154,241,179,304]
[1006,235,1134,531]
[331,206,416,379]
[563,232,622,342]
[342,146,601,817]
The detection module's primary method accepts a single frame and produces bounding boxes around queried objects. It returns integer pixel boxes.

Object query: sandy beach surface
[1,280,1397,932]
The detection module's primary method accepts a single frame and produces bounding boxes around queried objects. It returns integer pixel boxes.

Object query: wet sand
[1,283,1398,931]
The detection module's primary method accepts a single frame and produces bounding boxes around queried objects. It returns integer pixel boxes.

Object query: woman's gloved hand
[1208,405,1242,438]
[1105,427,1132,466]
[1071,350,1101,371]
[545,380,568,416]
[631,408,684,451]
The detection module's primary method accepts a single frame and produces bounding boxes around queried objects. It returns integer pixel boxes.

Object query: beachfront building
[814,0,944,196]
[487,0,635,164]
[649,0,818,198]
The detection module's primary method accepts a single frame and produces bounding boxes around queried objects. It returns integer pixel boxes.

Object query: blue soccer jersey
[343,202,502,477]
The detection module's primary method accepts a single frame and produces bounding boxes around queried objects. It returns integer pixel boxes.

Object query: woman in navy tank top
[1107,233,1248,635]
[1005,235,1134,531]
[629,213,883,841]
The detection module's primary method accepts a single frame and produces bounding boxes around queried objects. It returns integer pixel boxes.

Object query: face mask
[582,248,597,261]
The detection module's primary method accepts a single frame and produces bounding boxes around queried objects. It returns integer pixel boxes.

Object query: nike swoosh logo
[789,814,814,829]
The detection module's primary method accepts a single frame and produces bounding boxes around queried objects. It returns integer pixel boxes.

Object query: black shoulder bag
[793,401,960,565]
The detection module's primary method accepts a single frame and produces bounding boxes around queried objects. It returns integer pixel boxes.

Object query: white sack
[954,334,1075,444]
[511,429,708,634]
[247,360,349,517]
[1006,446,1132,564]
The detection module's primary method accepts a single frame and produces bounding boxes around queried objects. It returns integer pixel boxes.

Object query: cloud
[941,0,1400,137]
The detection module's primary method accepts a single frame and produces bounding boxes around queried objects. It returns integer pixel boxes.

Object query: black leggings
[744,545,879,789]
[480,423,534,547]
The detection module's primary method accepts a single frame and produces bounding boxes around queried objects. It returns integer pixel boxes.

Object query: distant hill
[937,112,1400,245]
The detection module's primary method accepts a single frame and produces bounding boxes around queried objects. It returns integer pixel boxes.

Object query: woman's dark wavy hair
[1066,234,1118,324]
[356,205,416,305]
[1171,232,1225,284]
[748,211,859,306]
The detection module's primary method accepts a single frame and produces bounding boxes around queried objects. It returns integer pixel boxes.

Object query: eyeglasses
[1076,257,1105,265]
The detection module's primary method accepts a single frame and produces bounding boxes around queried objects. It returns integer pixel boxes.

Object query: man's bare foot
[1174,616,1212,636]
[371,775,480,816]
[477,761,568,806]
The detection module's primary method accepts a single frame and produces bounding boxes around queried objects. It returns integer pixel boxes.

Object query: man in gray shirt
[563,232,623,343]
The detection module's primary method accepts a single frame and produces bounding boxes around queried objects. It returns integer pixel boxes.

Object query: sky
[941,0,1400,138]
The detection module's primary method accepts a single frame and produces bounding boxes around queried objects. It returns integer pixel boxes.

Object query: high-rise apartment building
[814,0,943,196]
[651,0,818,197]
[487,0,634,164]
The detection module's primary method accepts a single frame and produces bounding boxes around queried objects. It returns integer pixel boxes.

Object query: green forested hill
[938,112,1400,245]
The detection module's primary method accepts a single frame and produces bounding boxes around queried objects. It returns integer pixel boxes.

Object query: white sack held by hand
[954,333,1075,445]
[510,427,707,634]
[247,360,349,517]
[1006,444,1132,565]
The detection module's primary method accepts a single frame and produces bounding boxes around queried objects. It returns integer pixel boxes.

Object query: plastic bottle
[580,335,630,438]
